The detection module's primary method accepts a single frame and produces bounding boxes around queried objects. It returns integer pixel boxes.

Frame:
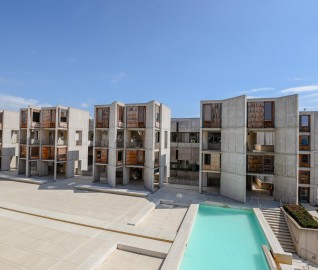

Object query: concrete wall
[274,95,299,204]
[1,111,19,170]
[159,103,171,186]
[67,107,89,178]
[282,208,318,265]
[220,95,247,203]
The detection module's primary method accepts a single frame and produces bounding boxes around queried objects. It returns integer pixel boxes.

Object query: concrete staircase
[261,208,296,254]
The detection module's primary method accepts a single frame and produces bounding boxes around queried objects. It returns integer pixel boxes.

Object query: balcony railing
[203,143,221,151]
[116,141,124,148]
[95,141,109,147]
[126,141,144,148]
[20,139,27,144]
[253,144,274,152]
[30,139,40,145]
[57,154,67,161]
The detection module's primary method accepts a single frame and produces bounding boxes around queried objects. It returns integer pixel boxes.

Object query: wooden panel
[299,171,310,184]
[247,102,264,128]
[126,106,138,128]
[20,146,27,158]
[21,111,28,128]
[96,108,109,128]
[42,109,56,128]
[95,149,107,163]
[203,103,222,128]
[42,147,54,160]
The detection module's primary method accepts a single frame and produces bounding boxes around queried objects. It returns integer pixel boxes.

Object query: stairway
[261,208,296,254]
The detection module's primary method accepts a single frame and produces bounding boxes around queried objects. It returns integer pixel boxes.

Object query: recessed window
[264,102,272,121]
[204,154,211,165]
[300,115,309,127]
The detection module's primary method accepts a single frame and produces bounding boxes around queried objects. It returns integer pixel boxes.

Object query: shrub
[283,204,318,229]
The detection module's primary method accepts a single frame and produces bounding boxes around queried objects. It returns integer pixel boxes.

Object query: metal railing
[126,141,144,148]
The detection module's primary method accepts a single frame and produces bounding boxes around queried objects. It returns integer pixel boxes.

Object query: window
[208,133,221,144]
[118,151,123,161]
[11,130,18,144]
[190,133,199,143]
[32,111,40,123]
[300,115,309,127]
[299,171,310,184]
[176,150,179,160]
[75,131,82,145]
[204,154,211,165]
[155,105,160,123]
[155,131,160,143]
[301,136,309,146]
[264,102,272,121]
[164,131,168,148]
[171,132,177,142]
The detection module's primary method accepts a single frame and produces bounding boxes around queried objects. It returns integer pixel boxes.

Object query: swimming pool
[180,204,270,270]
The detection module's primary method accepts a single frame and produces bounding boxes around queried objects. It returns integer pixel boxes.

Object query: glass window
[204,154,211,165]
[300,115,309,126]
[264,102,272,121]
[301,136,309,146]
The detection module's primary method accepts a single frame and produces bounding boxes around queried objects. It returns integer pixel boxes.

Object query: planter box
[282,207,318,265]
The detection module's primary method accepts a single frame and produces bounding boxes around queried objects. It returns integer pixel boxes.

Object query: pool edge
[160,204,199,270]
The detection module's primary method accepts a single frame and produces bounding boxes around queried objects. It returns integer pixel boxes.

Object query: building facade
[298,111,318,204]
[93,101,170,191]
[0,110,19,171]
[170,118,200,185]
[18,105,89,179]
[199,95,299,204]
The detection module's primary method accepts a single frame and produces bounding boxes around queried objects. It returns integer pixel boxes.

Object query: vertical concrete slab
[220,95,247,203]
[274,95,298,204]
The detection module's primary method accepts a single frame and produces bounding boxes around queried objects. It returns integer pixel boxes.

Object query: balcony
[30,147,40,160]
[20,139,27,145]
[252,144,274,152]
[247,155,274,174]
[203,143,221,151]
[29,139,40,145]
[42,139,55,146]
[95,141,109,147]
[116,140,124,148]
[299,154,310,168]
[126,141,144,148]
[96,107,109,128]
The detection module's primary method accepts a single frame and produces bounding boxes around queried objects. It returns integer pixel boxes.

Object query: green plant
[283,204,318,229]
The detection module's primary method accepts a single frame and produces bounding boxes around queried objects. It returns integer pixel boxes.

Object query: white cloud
[81,102,89,108]
[290,77,308,81]
[239,87,274,94]
[111,71,126,84]
[280,85,318,94]
[0,93,50,111]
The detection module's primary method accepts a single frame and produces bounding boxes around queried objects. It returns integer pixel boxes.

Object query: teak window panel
[117,105,124,127]
[42,109,56,128]
[96,107,109,128]
[126,106,146,128]
[247,155,274,174]
[247,102,275,128]
[95,149,108,164]
[202,103,222,128]
[21,111,28,128]
[126,150,145,166]
[299,171,310,184]
[299,135,310,151]
[299,154,310,167]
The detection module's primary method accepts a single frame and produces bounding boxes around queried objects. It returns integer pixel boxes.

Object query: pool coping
[160,203,199,270]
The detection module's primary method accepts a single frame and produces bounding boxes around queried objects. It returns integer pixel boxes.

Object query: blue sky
[0,0,318,117]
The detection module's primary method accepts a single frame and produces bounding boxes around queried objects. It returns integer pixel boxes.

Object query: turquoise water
[180,205,270,270]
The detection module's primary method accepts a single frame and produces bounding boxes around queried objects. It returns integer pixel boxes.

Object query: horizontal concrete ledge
[0,200,175,243]
[0,174,47,185]
[117,244,167,259]
[253,208,293,265]
[75,184,150,198]
[262,244,278,270]
[127,200,160,226]
[161,204,199,270]
[280,264,295,270]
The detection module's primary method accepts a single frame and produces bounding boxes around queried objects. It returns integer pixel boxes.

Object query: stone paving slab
[0,173,47,185]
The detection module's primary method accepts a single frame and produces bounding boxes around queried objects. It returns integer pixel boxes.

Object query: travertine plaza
[0,95,317,270]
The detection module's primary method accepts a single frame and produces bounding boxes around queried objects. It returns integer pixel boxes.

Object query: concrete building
[199,95,299,204]
[169,118,200,185]
[18,105,89,179]
[93,101,171,191]
[0,110,19,171]
[298,111,318,204]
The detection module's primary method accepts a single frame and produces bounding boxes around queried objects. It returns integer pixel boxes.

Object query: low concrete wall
[282,207,318,265]
[168,177,199,186]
